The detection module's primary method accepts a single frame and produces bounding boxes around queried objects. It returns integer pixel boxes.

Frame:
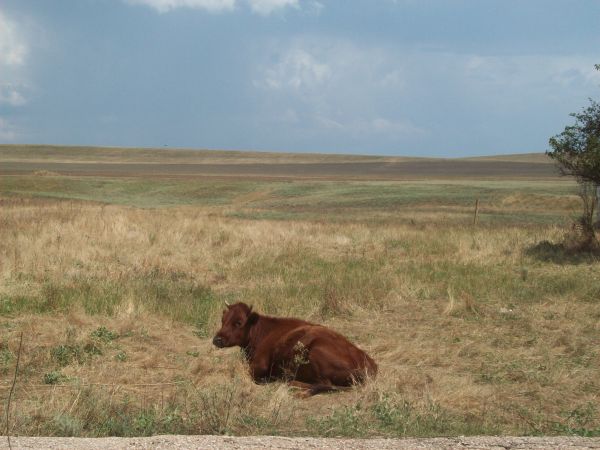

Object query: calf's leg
[249,356,275,383]
[287,380,350,398]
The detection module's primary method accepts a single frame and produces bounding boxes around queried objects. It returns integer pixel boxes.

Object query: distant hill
[461,153,552,164]
[0,144,416,165]
[0,145,559,180]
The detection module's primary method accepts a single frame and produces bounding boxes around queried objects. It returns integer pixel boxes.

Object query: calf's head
[213,302,258,348]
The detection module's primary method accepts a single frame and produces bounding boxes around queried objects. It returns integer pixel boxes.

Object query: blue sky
[0,0,599,157]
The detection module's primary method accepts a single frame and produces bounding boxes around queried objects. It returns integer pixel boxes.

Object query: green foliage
[51,333,110,368]
[195,382,240,434]
[307,396,498,437]
[53,414,83,436]
[43,371,67,385]
[548,93,600,185]
[0,346,14,375]
[307,405,366,437]
[372,396,413,431]
[547,63,600,245]
[238,414,278,434]
[83,342,103,356]
[90,326,118,342]
[371,396,496,436]
[93,406,190,437]
[551,403,600,437]
[51,344,84,367]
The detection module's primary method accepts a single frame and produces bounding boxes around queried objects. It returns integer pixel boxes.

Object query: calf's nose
[212,335,224,348]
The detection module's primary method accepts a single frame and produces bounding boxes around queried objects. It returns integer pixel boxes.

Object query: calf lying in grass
[212,302,377,397]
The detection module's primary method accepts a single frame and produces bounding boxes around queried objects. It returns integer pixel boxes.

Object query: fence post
[473,198,479,225]
[596,185,600,224]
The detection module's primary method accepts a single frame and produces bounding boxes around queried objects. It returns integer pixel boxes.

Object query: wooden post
[596,185,600,225]
[5,332,23,450]
[473,198,479,225]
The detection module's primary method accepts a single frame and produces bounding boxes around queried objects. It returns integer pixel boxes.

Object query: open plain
[0,145,599,442]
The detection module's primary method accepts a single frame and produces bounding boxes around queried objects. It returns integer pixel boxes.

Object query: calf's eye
[234,321,242,327]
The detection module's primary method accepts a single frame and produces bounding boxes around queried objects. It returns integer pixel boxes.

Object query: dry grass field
[0,146,599,438]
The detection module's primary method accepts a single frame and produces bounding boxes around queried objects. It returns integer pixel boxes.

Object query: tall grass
[0,177,598,437]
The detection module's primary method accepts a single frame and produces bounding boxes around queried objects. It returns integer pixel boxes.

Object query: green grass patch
[0,277,222,330]
[1,176,579,225]
[401,260,598,305]
[238,249,393,317]
[307,397,499,437]
[0,176,262,208]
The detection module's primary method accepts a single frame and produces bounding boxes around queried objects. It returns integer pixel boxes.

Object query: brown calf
[212,303,377,396]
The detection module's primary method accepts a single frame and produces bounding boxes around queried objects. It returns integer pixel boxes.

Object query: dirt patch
[8,435,600,449]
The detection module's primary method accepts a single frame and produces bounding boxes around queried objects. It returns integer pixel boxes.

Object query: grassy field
[1,146,599,438]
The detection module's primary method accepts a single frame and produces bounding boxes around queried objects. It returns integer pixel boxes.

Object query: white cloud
[256,38,411,96]
[0,10,29,141]
[260,48,331,90]
[0,11,27,67]
[124,0,314,14]
[253,38,422,140]
[251,36,600,152]
[315,116,424,138]
[464,54,600,89]
[0,84,26,106]
[549,60,600,87]
[303,1,324,16]
[0,11,29,109]
[125,0,236,13]
[248,0,298,15]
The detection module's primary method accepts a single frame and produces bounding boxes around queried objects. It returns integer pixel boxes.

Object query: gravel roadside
[5,435,600,450]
